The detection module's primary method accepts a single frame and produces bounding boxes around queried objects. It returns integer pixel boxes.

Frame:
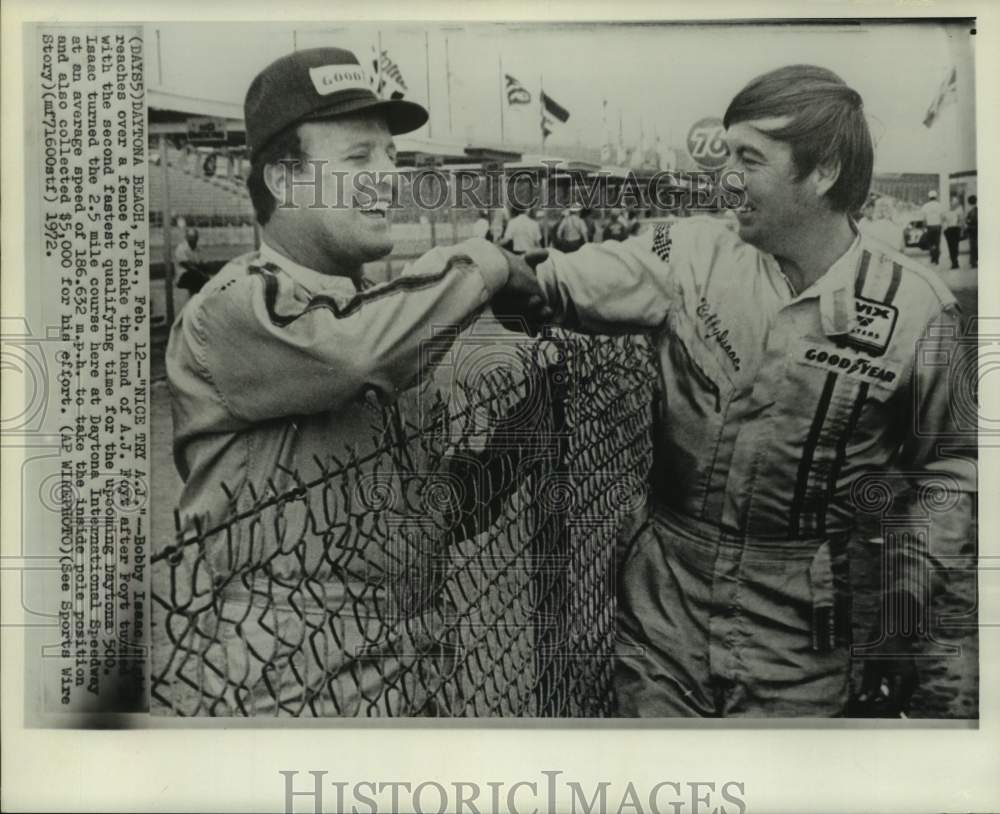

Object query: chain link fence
[151,329,658,716]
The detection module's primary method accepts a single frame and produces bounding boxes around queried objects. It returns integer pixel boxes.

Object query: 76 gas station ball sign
[686,117,727,170]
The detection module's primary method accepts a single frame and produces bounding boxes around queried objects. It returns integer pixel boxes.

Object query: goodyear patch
[798,341,901,387]
[846,296,898,356]
[309,64,370,96]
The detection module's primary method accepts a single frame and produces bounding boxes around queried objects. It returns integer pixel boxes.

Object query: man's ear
[811,159,842,202]
[263,161,295,210]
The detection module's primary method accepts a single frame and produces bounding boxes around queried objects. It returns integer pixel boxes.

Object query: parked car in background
[903,218,927,248]
[859,212,906,251]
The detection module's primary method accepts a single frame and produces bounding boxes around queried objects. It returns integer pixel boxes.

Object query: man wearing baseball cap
[165,47,548,716]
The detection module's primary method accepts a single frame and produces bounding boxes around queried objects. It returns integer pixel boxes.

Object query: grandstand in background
[870,172,977,207]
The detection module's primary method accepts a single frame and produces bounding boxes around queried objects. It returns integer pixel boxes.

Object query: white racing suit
[165,238,511,716]
[536,217,975,716]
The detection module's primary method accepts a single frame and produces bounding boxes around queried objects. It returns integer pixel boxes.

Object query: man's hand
[492,249,553,335]
[848,631,919,718]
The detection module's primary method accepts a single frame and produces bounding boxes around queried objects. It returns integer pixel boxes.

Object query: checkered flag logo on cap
[371,45,408,101]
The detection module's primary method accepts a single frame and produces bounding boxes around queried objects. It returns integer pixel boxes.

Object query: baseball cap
[244,47,429,160]
[928,190,938,198]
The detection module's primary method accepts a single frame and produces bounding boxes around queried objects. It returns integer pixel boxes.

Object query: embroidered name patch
[847,296,898,355]
[696,297,742,371]
[309,65,369,96]
[799,341,900,385]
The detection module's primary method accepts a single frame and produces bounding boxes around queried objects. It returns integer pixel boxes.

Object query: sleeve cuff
[536,256,557,299]
[455,237,509,294]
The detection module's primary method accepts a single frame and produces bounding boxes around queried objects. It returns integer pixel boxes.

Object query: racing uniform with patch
[165,238,509,716]
[536,217,975,716]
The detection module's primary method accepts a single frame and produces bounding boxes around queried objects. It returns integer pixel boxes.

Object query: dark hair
[723,65,873,214]
[968,195,977,205]
[246,126,308,226]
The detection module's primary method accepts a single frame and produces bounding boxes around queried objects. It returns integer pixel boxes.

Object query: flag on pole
[922,66,957,128]
[540,90,569,144]
[505,74,532,105]
[540,91,570,123]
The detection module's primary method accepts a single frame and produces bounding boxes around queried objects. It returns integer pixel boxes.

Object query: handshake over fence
[151,328,659,717]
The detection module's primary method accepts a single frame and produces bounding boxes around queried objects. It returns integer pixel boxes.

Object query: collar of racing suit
[772,229,864,339]
[258,239,368,295]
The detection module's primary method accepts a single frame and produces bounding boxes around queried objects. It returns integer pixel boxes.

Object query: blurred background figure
[943,195,964,269]
[555,205,590,252]
[490,208,509,245]
[472,209,494,242]
[580,207,598,243]
[602,209,629,241]
[966,195,978,268]
[500,204,543,254]
[920,189,944,265]
[174,226,202,266]
[623,207,641,237]
[174,227,214,296]
[857,200,876,229]
[858,197,904,251]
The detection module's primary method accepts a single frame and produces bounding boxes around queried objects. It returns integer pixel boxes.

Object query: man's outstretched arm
[175,238,551,424]
[515,227,681,335]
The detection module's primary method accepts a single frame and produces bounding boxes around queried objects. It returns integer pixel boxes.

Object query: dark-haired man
[516,65,975,716]
[165,47,548,716]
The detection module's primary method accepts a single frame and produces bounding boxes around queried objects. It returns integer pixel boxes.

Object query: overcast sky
[148,20,976,174]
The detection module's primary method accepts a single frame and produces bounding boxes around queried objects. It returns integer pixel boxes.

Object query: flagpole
[539,73,545,153]
[617,108,623,165]
[498,53,505,144]
[424,31,433,138]
[445,36,454,137]
[601,99,608,162]
[539,73,548,247]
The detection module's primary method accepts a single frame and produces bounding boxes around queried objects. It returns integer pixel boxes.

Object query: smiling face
[268,113,398,273]
[722,118,830,256]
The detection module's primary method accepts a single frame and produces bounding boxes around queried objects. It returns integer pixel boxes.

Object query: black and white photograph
[2,3,999,812]
[143,18,980,721]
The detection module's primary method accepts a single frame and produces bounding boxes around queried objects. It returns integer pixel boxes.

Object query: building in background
[871,173,939,207]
